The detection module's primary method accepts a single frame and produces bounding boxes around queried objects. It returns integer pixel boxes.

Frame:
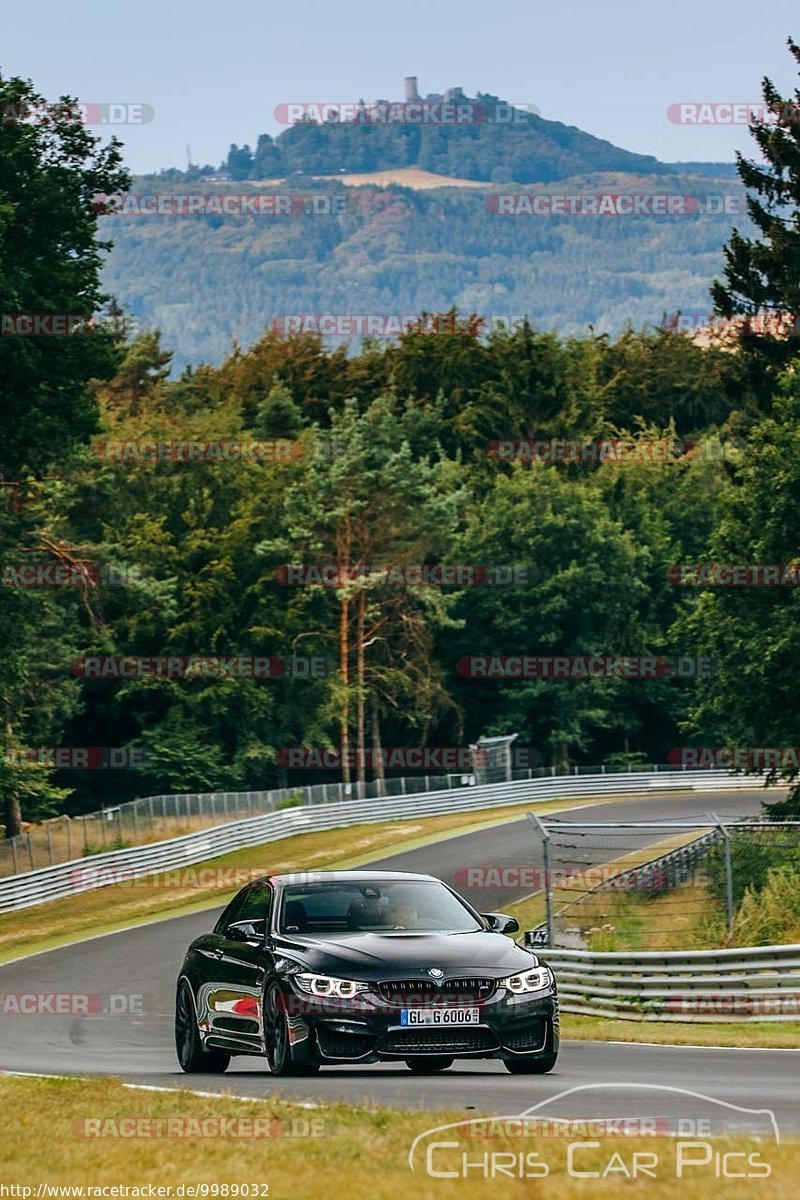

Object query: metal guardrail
[0,771,463,876]
[541,943,800,1023]
[0,769,763,913]
[0,759,730,876]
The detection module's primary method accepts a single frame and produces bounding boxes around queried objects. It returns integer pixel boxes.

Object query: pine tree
[253,134,285,179]
[712,37,800,370]
[252,381,303,439]
[225,143,255,180]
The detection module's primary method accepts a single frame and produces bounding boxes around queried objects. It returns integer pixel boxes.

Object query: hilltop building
[403,77,468,104]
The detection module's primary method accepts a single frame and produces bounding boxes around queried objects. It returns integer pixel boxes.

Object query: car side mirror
[226,919,266,943]
[482,912,520,935]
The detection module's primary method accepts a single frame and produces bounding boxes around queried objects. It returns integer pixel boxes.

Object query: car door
[201,882,274,1052]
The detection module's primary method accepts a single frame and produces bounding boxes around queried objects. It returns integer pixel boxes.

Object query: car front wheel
[175,981,230,1073]
[264,984,320,1076]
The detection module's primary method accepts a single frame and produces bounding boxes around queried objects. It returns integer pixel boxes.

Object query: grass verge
[0,1074,795,1198]
[560,1013,800,1048]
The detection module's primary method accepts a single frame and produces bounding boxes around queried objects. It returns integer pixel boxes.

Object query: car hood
[272,929,536,979]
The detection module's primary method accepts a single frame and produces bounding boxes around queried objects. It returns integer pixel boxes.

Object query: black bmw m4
[175,870,559,1076]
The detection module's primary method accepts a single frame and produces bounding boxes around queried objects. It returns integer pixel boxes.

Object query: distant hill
[663,161,739,178]
[102,167,751,372]
[151,83,734,187]
[110,82,746,370]
[272,105,672,184]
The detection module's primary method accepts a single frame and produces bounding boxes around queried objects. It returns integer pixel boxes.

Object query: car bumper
[280,986,559,1064]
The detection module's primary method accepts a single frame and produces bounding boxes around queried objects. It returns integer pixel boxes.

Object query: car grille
[383,1027,498,1055]
[502,1022,547,1053]
[378,977,496,1006]
[316,1025,374,1060]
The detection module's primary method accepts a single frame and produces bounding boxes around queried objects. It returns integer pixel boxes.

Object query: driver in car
[386,899,418,929]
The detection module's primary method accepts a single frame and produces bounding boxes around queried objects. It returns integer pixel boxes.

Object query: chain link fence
[0,760,729,878]
[0,773,458,877]
[529,817,800,950]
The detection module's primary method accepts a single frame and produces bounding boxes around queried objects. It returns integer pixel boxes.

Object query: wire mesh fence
[0,760,728,878]
[0,775,453,877]
[528,817,800,950]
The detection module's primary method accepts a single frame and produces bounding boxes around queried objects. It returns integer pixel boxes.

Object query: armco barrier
[542,943,800,1022]
[0,769,764,913]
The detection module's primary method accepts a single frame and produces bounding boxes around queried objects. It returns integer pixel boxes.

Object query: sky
[1,0,798,175]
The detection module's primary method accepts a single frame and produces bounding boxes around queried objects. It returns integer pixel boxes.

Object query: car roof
[264,870,440,887]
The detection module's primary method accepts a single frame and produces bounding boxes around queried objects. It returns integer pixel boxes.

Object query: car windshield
[278,880,483,936]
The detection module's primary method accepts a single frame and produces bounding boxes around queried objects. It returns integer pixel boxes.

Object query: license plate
[400,1007,480,1026]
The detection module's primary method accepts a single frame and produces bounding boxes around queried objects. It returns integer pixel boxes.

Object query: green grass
[561,1013,800,1047]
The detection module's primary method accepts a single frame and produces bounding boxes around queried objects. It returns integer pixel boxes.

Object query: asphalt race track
[1,788,798,1134]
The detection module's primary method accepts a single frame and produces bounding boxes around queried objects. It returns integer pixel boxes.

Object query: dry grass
[0,1074,796,1199]
[319,166,492,189]
[562,875,726,953]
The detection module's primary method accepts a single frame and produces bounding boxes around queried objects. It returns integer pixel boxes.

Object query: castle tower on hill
[403,78,468,104]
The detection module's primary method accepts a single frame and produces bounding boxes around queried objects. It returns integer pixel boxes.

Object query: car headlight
[293,974,370,998]
[499,965,554,994]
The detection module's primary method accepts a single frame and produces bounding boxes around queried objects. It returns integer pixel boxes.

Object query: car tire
[175,981,230,1074]
[264,984,321,1076]
[503,1053,558,1075]
[404,1057,454,1074]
